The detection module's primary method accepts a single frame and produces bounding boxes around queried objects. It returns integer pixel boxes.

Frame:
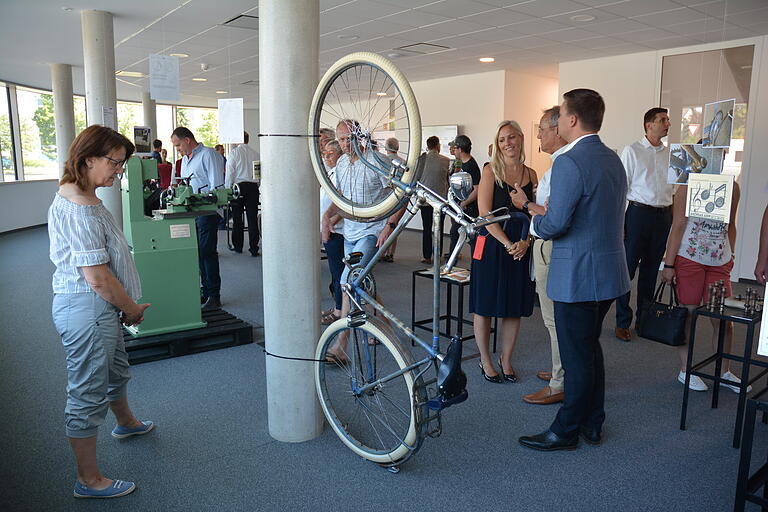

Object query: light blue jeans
[340,235,379,285]
[52,293,131,438]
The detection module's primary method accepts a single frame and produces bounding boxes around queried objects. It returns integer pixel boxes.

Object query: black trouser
[420,205,444,260]
[615,202,673,329]
[231,181,260,255]
[550,299,613,437]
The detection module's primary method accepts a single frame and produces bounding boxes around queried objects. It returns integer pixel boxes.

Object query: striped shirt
[48,193,142,300]
[334,153,388,242]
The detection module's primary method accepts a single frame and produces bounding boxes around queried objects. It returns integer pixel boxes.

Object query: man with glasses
[171,126,226,311]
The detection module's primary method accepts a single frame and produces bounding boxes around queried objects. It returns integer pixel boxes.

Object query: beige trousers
[533,239,564,391]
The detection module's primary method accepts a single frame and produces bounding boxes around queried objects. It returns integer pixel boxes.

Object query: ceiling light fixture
[216,90,228,94]
[337,34,359,41]
[169,53,189,58]
[570,14,596,22]
[386,52,403,59]
[115,70,145,77]
[479,57,495,63]
[192,77,207,82]
[62,7,73,11]
[376,92,387,96]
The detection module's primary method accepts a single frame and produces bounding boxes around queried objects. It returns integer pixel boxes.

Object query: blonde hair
[489,120,525,187]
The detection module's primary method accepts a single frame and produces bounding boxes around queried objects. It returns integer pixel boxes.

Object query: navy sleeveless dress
[469,170,536,318]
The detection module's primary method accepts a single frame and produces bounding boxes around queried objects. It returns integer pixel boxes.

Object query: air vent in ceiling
[241,80,259,86]
[223,14,259,30]
[394,43,450,55]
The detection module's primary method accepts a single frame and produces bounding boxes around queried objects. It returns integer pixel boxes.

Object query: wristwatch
[388,222,397,229]
[522,200,530,212]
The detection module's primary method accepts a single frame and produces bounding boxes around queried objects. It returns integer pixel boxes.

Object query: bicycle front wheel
[309,52,422,221]
[315,317,427,465]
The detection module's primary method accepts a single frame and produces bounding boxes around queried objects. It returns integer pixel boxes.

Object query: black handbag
[637,282,689,346]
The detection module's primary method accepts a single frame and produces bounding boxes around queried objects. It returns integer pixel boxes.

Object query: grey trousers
[52,293,131,438]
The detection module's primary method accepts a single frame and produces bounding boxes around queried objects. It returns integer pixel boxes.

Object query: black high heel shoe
[498,358,518,383]
[479,361,503,384]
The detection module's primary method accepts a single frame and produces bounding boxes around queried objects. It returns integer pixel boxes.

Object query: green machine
[120,157,236,337]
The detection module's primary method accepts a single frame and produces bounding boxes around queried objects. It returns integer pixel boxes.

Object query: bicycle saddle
[428,337,468,411]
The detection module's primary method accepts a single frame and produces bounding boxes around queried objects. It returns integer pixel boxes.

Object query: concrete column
[81,9,121,228]
[142,91,157,142]
[259,0,323,442]
[51,64,76,179]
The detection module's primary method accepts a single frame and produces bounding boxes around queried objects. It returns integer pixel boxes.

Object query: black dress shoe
[229,247,243,253]
[579,426,602,445]
[518,429,578,451]
[498,358,518,383]
[479,362,503,384]
[201,296,221,311]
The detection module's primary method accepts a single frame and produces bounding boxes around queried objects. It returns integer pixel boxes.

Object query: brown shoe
[536,371,552,381]
[615,327,631,342]
[523,385,564,405]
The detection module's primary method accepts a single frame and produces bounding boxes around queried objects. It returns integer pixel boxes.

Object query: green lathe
[120,157,236,337]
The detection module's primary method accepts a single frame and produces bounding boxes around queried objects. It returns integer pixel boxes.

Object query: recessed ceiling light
[215,90,228,94]
[570,14,596,22]
[115,70,145,78]
[741,65,752,69]
[387,52,403,59]
[62,7,73,11]
[169,53,189,58]
[337,34,359,41]
[479,57,495,63]
[376,92,387,96]
[192,77,207,82]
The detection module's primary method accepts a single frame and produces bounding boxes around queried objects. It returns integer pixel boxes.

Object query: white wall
[559,37,767,281]
[0,180,58,232]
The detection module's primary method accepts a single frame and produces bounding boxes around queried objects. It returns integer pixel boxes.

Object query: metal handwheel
[315,317,427,465]
[308,52,422,221]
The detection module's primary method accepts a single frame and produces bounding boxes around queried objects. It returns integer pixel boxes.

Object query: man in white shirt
[512,106,569,406]
[171,126,225,311]
[225,131,261,257]
[614,108,673,342]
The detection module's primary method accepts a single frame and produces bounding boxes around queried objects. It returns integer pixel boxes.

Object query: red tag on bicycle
[473,235,487,260]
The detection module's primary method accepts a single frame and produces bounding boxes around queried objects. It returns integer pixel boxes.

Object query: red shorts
[674,255,733,305]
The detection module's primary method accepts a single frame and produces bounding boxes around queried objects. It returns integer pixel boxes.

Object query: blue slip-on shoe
[73,479,136,499]
[111,420,155,439]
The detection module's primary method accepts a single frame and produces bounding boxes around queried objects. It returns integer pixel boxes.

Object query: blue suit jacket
[532,135,630,303]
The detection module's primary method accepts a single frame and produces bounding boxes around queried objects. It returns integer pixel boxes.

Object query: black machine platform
[124,308,255,364]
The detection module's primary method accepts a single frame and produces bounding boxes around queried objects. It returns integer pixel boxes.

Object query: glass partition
[17,86,58,180]
[0,84,15,181]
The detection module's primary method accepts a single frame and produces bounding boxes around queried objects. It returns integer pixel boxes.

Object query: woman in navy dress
[470,120,536,383]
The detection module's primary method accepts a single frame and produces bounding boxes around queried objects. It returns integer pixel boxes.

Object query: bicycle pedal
[346,309,367,328]
[344,251,363,266]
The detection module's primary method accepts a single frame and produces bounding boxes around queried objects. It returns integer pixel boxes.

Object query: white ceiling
[1,0,767,108]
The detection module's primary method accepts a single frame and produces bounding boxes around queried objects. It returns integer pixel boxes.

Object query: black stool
[734,386,768,511]
[680,305,768,448]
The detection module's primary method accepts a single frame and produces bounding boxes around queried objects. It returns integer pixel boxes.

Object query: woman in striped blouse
[49,125,152,499]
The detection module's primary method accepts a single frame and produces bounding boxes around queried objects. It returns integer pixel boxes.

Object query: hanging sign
[218,98,244,144]
[149,54,180,102]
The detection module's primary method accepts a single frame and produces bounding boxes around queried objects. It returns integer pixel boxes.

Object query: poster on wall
[685,173,734,223]
[218,98,244,144]
[133,126,152,154]
[702,98,735,148]
[421,125,458,157]
[667,143,724,184]
[101,106,116,130]
[149,54,180,102]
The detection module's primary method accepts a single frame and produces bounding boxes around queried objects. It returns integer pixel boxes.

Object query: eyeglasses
[102,155,126,178]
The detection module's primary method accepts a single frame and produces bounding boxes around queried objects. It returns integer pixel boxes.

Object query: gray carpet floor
[1,225,767,511]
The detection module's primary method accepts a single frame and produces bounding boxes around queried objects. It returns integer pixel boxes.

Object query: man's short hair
[172,126,196,141]
[214,144,224,151]
[384,137,399,152]
[243,131,250,144]
[319,128,335,139]
[325,139,342,155]
[542,106,560,127]
[453,135,472,153]
[643,107,668,132]
[562,89,605,132]
[152,139,162,150]
[426,136,439,150]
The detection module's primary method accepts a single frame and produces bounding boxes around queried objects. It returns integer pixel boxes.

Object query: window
[177,106,219,148]
[74,95,87,136]
[660,45,754,179]
[117,100,144,141]
[157,104,174,161]
[17,87,59,181]
[0,84,15,181]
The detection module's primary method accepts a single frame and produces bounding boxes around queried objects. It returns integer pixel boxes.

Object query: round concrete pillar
[50,64,75,178]
[81,9,121,228]
[142,91,157,142]
[259,0,323,442]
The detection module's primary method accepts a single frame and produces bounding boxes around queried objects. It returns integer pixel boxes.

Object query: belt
[629,200,671,211]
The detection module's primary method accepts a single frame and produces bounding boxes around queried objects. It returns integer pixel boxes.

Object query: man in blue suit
[514,89,630,451]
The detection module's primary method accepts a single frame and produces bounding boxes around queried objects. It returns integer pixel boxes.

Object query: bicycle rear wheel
[309,52,422,221]
[315,317,427,465]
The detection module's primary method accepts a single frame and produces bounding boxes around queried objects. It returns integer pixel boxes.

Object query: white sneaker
[678,371,708,391]
[720,371,753,394]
